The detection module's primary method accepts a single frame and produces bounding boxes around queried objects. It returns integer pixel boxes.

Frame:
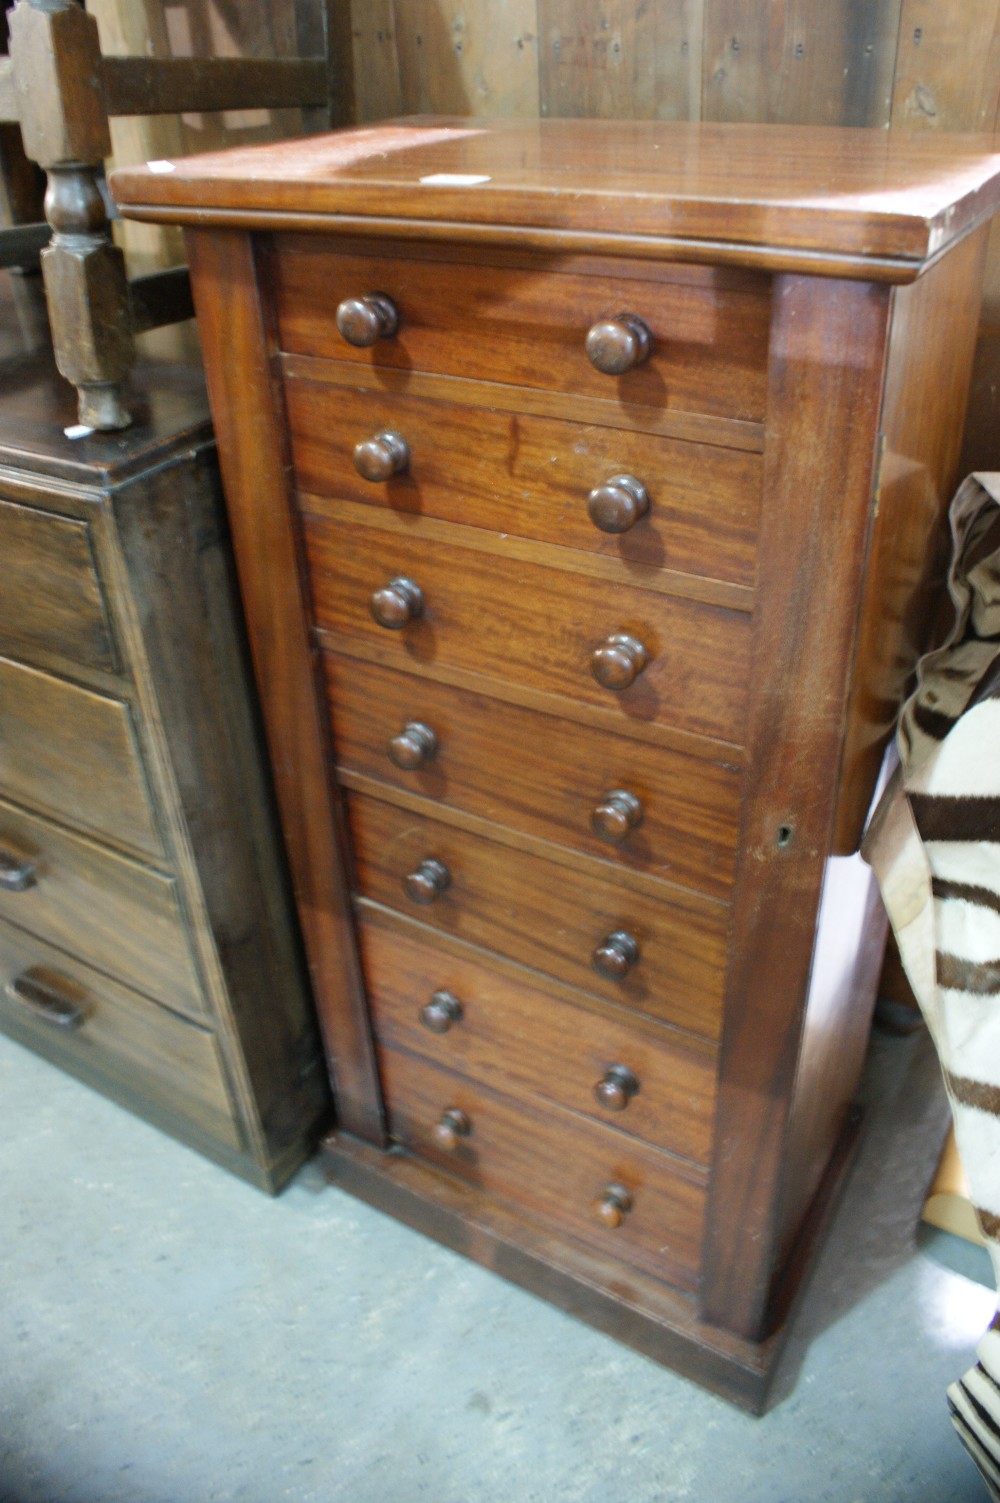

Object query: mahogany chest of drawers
[0,346,328,1190]
[114,120,1000,1404]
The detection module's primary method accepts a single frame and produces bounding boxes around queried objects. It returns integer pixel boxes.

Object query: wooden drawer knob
[370,576,423,630]
[433,1107,471,1150]
[593,930,640,981]
[592,1182,633,1229]
[587,474,649,534]
[388,721,438,770]
[5,970,83,1030]
[594,1065,640,1112]
[591,790,643,843]
[0,846,36,892]
[404,857,451,905]
[336,292,398,347]
[421,990,463,1034]
[353,430,409,482]
[585,313,652,375]
[591,633,647,690]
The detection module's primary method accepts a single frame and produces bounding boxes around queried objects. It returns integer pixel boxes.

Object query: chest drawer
[0,496,117,677]
[350,794,728,1037]
[377,1043,706,1290]
[0,919,239,1150]
[358,906,716,1164]
[272,242,771,423]
[0,657,164,864]
[0,799,203,1017]
[305,512,750,748]
[285,375,761,589]
[327,653,739,900]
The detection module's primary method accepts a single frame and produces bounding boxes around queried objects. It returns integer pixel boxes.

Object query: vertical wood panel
[538,0,703,120]
[891,0,1000,488]
[891,0,1000,132]
[395,0,540,117]
[350,0,404,122]
[702,0,901,126]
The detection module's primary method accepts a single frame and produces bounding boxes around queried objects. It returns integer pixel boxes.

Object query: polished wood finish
[183,227,383,1147]
[272,239,770,421]
[285,371,761,586]
[303,509,751,745]
[377,1044,706,1289]
[701,276,892,1339]
[113,119,1000,276]
[0,349,328,1190]
[117,118,1000,1399]
[358,904,716,1163]
[349,794,728,1036]
[325,653,740,898]
[336,290,398,347]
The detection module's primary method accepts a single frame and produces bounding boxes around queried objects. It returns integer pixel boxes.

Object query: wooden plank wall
[348,0,1000,467]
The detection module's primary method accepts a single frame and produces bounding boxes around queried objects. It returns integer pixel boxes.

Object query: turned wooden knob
[594,1065,640,1113]
[388,721,438,770]
[353,430,409,482]
[370,576,423,630]
[336,292,398,347]
[433,1107,471,1150]
[585,313,653,375]
[593,930,640,981]
[591,790,643,844]
[0,846,36,892]
[591,633,647,690]
[587,474,650,534]
[592,1182,633,1229]
[421,990,463,1034]
[404,858,450,905]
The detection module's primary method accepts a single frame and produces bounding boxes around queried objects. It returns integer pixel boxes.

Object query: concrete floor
[0,1022,995,1503]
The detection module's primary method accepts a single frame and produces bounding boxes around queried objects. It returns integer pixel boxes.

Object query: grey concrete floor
[0,1022,995,1503]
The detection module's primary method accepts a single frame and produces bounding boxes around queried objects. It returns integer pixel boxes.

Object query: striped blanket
[863,472,1000,1497]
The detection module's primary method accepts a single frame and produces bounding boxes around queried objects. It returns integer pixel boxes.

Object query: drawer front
[327,653,739,900]
[377,1044,706,1290]
[0,496,117,676]
[350,794,728,1038]
[358,906,717,1164]
[0,657,164,863]
[0,799,203,1016]
[272,242,771,423]
[0,920,240,1150]
[285,376,761,589]
[305,514,751,747]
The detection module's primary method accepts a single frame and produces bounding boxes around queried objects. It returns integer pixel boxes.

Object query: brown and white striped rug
[864,471,1000,1498]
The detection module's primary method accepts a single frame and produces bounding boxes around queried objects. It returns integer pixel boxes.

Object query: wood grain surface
[302,509,751,746]
[284,372,762,587]
[0,496,117,677]
[376,1041,706,1289]
[184,227,384,1147]
[349,793,729,1036]
[111,119,1000,272]
[325,652,741,899]
[0,917,239,1149]
[272,239,770,421]
[0,655,164,864]
[358,903,718,1163]
[0,797,203,1017]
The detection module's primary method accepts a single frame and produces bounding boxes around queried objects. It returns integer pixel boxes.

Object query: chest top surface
[111,117,1000,278]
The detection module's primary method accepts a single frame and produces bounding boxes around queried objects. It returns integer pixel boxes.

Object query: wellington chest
[0,345,328,1190]
[113,120,1000,1404]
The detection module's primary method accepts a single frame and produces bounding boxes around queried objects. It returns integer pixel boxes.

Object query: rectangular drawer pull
[6,969,83,1030]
